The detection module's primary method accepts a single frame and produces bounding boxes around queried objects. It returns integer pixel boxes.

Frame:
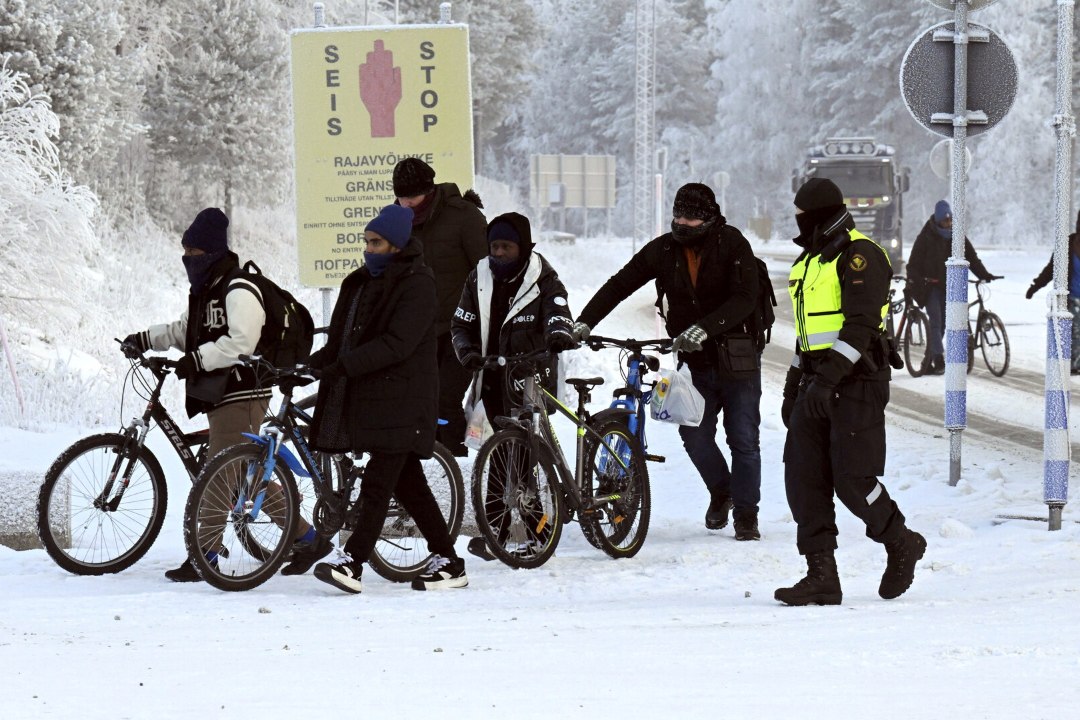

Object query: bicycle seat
[566,377,605,392]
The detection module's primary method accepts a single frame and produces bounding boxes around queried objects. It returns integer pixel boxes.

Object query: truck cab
[792,137,911,269]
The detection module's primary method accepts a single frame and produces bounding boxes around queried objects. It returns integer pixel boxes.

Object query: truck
[792,137,910,268]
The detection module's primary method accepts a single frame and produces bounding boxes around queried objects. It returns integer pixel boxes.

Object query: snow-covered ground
[2,239,1079,719]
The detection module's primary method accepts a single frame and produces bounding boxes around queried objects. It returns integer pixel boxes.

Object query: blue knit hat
[366,204,414,249]
[934,200,952,224]
[182,208,229,252]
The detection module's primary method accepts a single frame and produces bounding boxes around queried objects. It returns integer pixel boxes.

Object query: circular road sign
[900,21,1017,138]
[929,139,973,179]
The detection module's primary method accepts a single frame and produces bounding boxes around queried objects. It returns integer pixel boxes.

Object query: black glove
[781,367,802,429]
[1025,285,1037,300]
[174,353,198,380]
[571,321,591,342]
[672,324,707,354]
[122,332,149,355]
[546,333,577,354]
[460,352,484,371]
[803,378,837,420]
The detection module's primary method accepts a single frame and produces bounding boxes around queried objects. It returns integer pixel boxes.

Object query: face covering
[670,219,713,246]
[364,251,393,277]
[183,251,225,292]
[936,223,953,240]
[489,254,524,281]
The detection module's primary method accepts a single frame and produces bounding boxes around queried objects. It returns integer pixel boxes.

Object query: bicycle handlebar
[116,339,178,372]
[476,349,552,370]
[585,336,673,353]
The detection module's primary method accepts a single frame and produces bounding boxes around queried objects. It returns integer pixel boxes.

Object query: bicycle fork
[235,429,281,522]
[98,419,152,512]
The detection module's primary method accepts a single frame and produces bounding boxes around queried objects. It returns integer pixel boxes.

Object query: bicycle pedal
[645,453,666,463]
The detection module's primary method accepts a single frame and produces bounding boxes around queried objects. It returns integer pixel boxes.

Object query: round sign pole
[1045,0,1076,531]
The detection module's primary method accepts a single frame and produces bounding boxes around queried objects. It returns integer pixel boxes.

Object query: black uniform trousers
[342,451,457,563]
[782,375,905,555]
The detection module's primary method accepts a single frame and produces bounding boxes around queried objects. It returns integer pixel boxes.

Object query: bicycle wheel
[37,433,168,575]
[903,311,928,378]
[979,311,1010,377]
[471,429,564,569]
[581,420,651,559]
[367,442,465,582]
[184,444,299,591]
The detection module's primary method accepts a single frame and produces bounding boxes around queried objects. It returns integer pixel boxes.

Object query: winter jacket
[789,216,893,384]
[906,216,992,306]
[144,252,270,417]
[406,182,488,336]
[1030,233,1080,297]
[452,248,574,418]
[576,219,758,372]
[307,237,438,457]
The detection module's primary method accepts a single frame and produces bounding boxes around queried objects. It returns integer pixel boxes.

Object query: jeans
[926,285,945,358]
[678,365,762,512]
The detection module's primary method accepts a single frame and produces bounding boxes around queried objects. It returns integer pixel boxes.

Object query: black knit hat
[393,158,436,198]
[672,183,719,221]
[182,208,229,252]
[794,178,844,212]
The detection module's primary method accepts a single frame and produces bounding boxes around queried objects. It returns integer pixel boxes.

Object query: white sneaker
[313,553,363,594]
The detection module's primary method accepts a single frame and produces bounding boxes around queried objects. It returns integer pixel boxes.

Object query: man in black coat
[1027,210,1080,375]
[906,200,1000,374]
[393,158,488,456]
[572,183,763,540]
[308,204,467,594]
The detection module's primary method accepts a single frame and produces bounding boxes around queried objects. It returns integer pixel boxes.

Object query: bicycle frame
[585,337,670,462]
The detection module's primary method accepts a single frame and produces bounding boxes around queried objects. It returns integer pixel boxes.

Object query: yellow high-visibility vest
[788,229,890,352]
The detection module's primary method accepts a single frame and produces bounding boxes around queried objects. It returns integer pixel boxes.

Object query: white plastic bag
[650,366,705,427]
[464,398,493,450]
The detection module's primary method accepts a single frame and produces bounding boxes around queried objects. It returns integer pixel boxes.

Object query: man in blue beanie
[123,208,325,581]
[906,200,1001,374]
[308,204,469,593]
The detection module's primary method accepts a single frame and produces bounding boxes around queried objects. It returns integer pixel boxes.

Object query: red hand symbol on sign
[359,40,402,138]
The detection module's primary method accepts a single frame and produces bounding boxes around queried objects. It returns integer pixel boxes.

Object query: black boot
[164,558,204,583]
[733,509,760,541]
[280,533,333,576]
[774,551,842,606]
[879,528,927,600]
[705,493,733,530]
[929,355,945,375]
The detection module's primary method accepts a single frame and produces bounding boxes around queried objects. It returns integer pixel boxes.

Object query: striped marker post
[944,258,970,486]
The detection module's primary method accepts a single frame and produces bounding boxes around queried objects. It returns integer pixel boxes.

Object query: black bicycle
[36,343,209,575]
[471,351,650,569]
[887,275,930,377]
[967,278,1010,376]
[183,356,464,591]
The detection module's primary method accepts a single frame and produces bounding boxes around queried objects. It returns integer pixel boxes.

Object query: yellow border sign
[290,24,474,287]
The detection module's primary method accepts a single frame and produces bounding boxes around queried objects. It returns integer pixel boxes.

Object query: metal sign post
[1045,0,1075,531]
[901,1,1016,487]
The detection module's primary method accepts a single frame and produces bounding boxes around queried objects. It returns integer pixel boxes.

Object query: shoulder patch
[553,296,567,306]
[848,253,868,272]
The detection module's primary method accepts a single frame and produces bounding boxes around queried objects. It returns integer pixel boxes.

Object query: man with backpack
[123,207,326,581]
[571,183,765,540]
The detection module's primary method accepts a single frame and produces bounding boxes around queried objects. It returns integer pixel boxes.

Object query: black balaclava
[487,212,534,282]
[671,182,723,247]
[182,208,229,292]
[793,178,846,248]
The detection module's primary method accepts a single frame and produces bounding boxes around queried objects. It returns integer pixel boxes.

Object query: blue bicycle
[583,336,673,465]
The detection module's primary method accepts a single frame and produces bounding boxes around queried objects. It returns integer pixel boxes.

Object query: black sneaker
[280,533,333,576]
[705,494,733,530]
[314,555,363,594]
[165,557,212,583]
[411,555,468,590]
[733,510,761,541]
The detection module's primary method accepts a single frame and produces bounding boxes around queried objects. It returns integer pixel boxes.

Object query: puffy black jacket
[308,237,438,456]
[1030,233,1080,295]
[577,220,758,371]
[906,217,992,306]
[407,183,488,336]
[451,249,574,418]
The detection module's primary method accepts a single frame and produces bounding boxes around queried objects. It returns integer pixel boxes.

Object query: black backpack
[231,261,315,366]
[746,255,777,351]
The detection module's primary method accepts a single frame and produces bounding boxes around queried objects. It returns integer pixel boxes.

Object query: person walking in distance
[572,183,763,540]
[776,178,926,606]
[906,200,1000,375]
[392,157,488,456]
[1026,209,1080,375]
[123,208,326,581]
[309,204,467,594]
